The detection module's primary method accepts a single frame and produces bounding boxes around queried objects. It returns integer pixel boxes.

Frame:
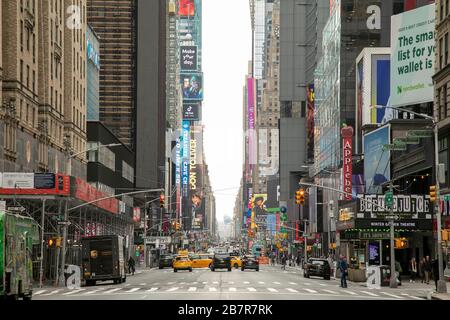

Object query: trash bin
[380,265,391,287]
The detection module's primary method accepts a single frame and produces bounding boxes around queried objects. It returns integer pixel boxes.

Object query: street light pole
[388,182,397,288]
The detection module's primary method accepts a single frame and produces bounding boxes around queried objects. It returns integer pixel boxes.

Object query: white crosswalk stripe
[304,283,312,286]
[63,289,85,295]
[258,281,265,284]
[303,288,317,293]
[168,282,175,285]
[341,290,357,295]
[229,287,237,292]
[146,288,159,292]
[323,289,338,294]
[361,291,379,297]
[213,281,219,284]
[188,287,197,292]
[267,288,278,292]
[209,287,217,292]
[104,288,122,294]
[191,282,198,285]
[34,290,47,295]
[319,283,327,286]
[287,288,299,293]
[228,281,234,284]
[125,288,141,293]
[273,282,281,285]
[140,283,147,286]
[166,287,179,292]
[244,281,250,284]
[248,287,256,292]
[42,290,60,296]
[288,282,297,285]
[380,292,404,299]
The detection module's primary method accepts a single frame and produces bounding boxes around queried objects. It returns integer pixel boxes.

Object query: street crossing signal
[159,194,165,208]
[429,185,437,202]
[295,189,305,205]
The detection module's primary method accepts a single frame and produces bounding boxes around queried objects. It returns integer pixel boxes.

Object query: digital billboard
[252,194,268,230]
[390,4,435,107]
[180,46,198,71]
[364,125,391,194]
[179,0,195,17]
[306,84,315,160]
[183,103,200,121]
[189,126,204,230]
[181,73,203,101]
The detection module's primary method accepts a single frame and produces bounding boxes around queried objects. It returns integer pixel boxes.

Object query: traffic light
[429,185,437,202]
[48,238,55,247]
[159,194,165,208]
[295,188,305,205]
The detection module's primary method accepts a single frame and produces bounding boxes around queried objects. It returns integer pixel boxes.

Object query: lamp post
[372,105,447,293]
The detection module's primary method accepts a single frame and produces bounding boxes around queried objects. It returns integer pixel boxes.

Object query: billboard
[182,122,190,197]
[341,126,353,201]
[390,4,435,107]
[1,173,34,189]
[179,0,195,17]
[306,84,315,160]
[180,46,198,71]
[364,125,391,194]
[189,126,204,230]
[252,194,268,230]
[181,73,203,101]
[183,103,200,121]
[355,48,391,153]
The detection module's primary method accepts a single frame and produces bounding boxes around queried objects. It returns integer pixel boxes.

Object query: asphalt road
[33,265,428,300]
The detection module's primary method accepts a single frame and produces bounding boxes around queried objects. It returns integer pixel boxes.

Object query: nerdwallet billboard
[390,3,435,107]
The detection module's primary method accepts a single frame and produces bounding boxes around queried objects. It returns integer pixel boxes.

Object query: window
[122,161,134,183]
[439,137,449,187]
[445,84,448,119]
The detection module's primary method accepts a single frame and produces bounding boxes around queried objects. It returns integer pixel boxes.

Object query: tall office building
[87,0,137,149]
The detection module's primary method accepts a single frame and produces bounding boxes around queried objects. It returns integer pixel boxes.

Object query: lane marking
[146,288,159,292]
[168,282,175,285]
[361,291,379,297]
[258,281,265,284]
[319,283,327,286]
[304,283,312,286]
[229,287,237,292]
[62,289,85,295]
[209,287,217,292]
[153,283,160,285]
[303,288,318,293]
[104,288,121,294]
[380,292,404,299]
[202,281,208,284]
[323,289,338,294]
[267,288,278,292]
[287,288,299,293]
[244,281,250,284]
[288,282,297,285]
[192,282,198,285]
[213,281,219,284]
[125,288,141,293]
[228,281,234,284]
[139,283,147,286]
[42,290,60,296]
[166,287,179,292]
[273,282,281,285]
[248,287,256,292]
[34,290,47,295]
[188,287,197,292]
[341,290,357,295]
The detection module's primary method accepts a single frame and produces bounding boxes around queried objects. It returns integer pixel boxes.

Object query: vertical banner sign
[247,77,256,168]
[182,121,190,197]
[390,4,435,107]
[175,137,182,219]
[306,84,315,160]
[341,126,354,200]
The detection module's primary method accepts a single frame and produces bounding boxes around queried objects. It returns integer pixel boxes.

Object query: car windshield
[311,260,326,265]
[177,257,189,261]
[215,255,229,259]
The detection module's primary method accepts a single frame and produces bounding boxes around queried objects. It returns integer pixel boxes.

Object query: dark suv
[211,253,232,271]
[159,254,174,269]
[241,255,259,271]
[303,258,331,280]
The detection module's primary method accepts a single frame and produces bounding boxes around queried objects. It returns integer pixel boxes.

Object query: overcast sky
[202,0,251,224]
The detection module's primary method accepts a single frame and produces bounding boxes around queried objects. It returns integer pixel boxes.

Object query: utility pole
[58,199,69,287]
[387,182,397,288]
[39,199,46,288]
[144,196,148,268]
[304,219,308,266]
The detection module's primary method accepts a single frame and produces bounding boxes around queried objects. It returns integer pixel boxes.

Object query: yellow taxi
[173,255,193,272]
[230,256,242,269]
[190,253,213,268]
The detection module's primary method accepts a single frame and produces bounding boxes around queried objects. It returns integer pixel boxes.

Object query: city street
[33,265,433,300]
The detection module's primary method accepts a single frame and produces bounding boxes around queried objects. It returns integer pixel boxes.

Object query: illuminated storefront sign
[341,126,353,200]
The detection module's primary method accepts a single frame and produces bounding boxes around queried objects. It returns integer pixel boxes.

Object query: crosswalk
[33,284,425,300]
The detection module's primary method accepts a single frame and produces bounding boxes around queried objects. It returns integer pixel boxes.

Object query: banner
[180,46,198,71]
[189,126,204,230]
[364,125,390,194]
[182,122,190,197]
[341,126,353,200]
[306,84,315,160]
[181,73,203,101]
[183,103,200,121]
[390,4,435,106]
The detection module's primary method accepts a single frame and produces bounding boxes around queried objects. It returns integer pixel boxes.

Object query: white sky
[202,0,251,224]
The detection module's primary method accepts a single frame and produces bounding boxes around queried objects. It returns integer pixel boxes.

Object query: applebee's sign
[341,126,354,200]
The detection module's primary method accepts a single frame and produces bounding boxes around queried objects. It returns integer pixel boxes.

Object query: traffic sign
[395,137,420,145]
[408,130,433,138]
[57,221,71,226]
[385,191,393,209]
[382,143,407,151]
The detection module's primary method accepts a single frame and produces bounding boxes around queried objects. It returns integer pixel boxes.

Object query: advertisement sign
[364,125,391,194]
[72,177,118,214]
[179,0,195,17]
[180,46,198,71]
[181,73,203,101]
[390,4,435,107]
[189,126,205,230]
[341,126,353,200]
[34,173,56,189]
[355,219,432,230]
[182,121,190,197]
[357,194,432,215]
[247,77,256,168]
[2,173,34,189]
[307,84,315,160]
[252,194,268,229]
[183,103,200,121]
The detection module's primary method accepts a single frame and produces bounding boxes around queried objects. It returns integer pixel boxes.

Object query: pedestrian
[128,256,136,275]
[296,255,301,267]
[327,254,334,277]
[395,260,402,285]
[425,255,432,284]
[281,254,287,270]
[419,257,426,283]
[409,257,417,283]
[338,255,348,288]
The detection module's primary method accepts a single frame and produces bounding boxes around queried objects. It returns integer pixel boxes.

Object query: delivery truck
[0,210,39,300]
[81,235,126,286]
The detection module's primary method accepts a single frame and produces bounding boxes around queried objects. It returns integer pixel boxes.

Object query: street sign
[444,195,450,202]
[382,143,407,151]
[57,221,71,226]
[408,130,433,138]
[7,206,25,212]
[385,191,393,209]
[395,137,420,145]
[0,201,5,212]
